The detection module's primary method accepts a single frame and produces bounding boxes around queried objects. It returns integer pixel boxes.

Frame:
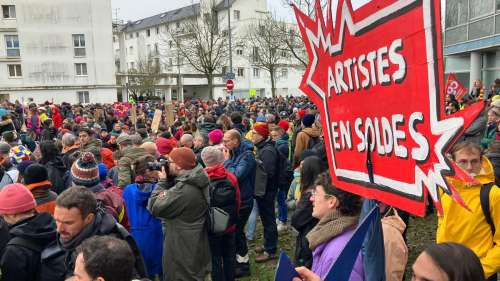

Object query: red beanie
[298,109,306,118]
[156,137,173,155]
[100,148,115,169]
[253,123,269,138]
[0,183,36,215]
[169,147,197,170]
[277,120,289,132]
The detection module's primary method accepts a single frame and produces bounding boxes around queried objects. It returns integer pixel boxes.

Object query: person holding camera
[122,154,164,280]
[148,147,211,281]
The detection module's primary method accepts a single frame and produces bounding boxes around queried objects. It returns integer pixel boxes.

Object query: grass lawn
[237,213,437,281]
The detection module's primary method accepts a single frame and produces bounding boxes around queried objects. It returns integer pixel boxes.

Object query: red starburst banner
[293,0,483,216]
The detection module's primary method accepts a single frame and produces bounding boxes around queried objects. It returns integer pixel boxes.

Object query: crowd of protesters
[0,91,498,281]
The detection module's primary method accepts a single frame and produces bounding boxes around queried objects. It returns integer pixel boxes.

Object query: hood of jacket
[134,182,156,204]
[276,134,289,146]
[233,139,254,158]
[447,156,495,190]
[10,212,56,246]
[381,214,406,234]
[302,127,322,138]
[176,165,209,190]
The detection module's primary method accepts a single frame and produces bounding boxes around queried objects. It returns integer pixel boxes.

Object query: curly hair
[314,172,362,216]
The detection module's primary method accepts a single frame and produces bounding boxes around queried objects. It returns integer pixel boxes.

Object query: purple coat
[311,228,365,281]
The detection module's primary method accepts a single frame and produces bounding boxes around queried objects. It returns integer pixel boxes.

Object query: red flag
[445,74,468,101]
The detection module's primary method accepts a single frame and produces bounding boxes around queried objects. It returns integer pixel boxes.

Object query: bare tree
[127,56,161,99]
[246,15,290,98]
[281,0,328,18]
[166,1,228,100]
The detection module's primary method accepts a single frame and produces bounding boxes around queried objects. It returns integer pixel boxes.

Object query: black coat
[291,190,318,268]
[255,138,279,193]
[41,157,68,194]
[0,213,56,281]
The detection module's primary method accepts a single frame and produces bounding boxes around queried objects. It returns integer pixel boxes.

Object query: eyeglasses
[311,190,335,199]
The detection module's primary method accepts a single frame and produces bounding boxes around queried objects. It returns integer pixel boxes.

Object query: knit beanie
[169,147,197,170]
[253,123,269,138]
[156,137,174,155]
[302,114,315,127]
[71,152,100,187]
[0,183,36,215]
[277,120,290,132]
[208,129,223,145]
[17,160,34,176]
[24,164,49,185]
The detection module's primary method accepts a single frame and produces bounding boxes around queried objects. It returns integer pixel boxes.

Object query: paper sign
[274,252,300,281]
[151,109,162,133]
[293,0,481,216]
[130,105,137,125]
[165,104,175,126]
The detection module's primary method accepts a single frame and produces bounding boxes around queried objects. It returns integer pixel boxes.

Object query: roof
[215,0,236,11]
[121,3,200,33]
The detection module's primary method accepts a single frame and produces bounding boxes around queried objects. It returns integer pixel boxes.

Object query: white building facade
[0,0,117,104]
[114,0,304,101]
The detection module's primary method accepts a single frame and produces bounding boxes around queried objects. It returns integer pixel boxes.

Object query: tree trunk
[270,69,277,98]
[207,74,214,100]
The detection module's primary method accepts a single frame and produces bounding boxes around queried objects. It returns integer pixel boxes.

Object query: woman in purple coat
[306,172,365,281]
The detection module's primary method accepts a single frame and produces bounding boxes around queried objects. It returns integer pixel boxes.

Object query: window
[129,61,135,69]
[154,43,159,55]
[7,64,21,78]
[146,29,151,37]
[470,0,494,19]
[252,47,259,62]
[237,67,244,77]
[169,40,173,49]
[136,32,139,38]
[72,34,86,57]
[222,66,228,75]
[281,68,288,78]
[253,67,260,78]
[156,27,160,34]
[75,63,87,76]
[169,58,173,66]
[5,35,19,57]
[129,46,134,55]
[176,22,181,29]
[281,50,288,58]
[236,49,243,56]
[2,5,15,19]
[234,10,240,21]
[77,91,90,104]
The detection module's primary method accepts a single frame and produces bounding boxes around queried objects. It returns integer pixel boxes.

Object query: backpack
[480,183,496,235]
[307,135,320,150]
[209,178,238,228]
[276,142,293,190]
[201,185,230,236]
[254,144,277,197]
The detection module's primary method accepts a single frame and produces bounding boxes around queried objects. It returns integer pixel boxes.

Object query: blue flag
[274,251,300,281]
[324,206,378,281]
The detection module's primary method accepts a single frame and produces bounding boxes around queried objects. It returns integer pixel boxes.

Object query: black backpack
[276,142,293,190]
[209,178,238,227]
[307,135,320,150]
[480,183,496,236]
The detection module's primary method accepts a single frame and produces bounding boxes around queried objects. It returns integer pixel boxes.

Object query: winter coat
[205,164,241,233]
[482,123,497,150]
[382,213,408,281]
[291,190,318,268]
[40,211,146,281]
[0,213,56,281]
[61,146,80,169]
[224,140,256,202]
[293,127,321,167]
[255,137,279,194]
[232,123,247,135]
[487,152,500,187]
[51,107,63,129]
[123,182,163,278]
[148,165,211,281]
[26,181,58,215]
[117,146,148,188]
[439,157,500,278]
[40,127,58,142]
[80,138,102,153]
[311,228,365,281]
[198,122,218,143]
[0,163,18,190]
[41,156,68,194]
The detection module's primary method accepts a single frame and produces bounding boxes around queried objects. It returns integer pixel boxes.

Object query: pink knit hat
[0,183,36,215]
[208,129,224,145]
[156,137,174,155]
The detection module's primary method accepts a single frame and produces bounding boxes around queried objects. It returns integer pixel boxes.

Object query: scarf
[306,209,359,250]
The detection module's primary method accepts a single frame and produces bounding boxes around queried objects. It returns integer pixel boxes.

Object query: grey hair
[62,133,76,146]
[201,145,224,167]
[180,134,194,143]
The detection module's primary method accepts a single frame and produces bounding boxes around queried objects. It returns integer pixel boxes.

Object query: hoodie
[439,157,500,278]
[123,182,163,277]
[0,213,56,281]
[293,127,321,167]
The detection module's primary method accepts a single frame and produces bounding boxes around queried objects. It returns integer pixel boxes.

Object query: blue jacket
[224,140,256,202]
[123,182,164,277]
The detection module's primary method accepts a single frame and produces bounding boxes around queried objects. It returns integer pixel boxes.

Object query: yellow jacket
[438,157,500,278]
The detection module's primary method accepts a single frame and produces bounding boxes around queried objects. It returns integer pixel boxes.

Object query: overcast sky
[111,0,444,24]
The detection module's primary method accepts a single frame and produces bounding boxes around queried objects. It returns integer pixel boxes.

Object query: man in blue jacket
[223,129,256,277]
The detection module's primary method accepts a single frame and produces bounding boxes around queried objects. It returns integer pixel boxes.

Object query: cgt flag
[445,73,468,101]
[293,0,483,216]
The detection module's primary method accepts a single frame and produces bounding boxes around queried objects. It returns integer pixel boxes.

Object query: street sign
[226,79,234,91]
[224,72,235,80]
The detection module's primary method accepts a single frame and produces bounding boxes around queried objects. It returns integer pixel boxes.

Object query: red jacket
[205,164,241,233]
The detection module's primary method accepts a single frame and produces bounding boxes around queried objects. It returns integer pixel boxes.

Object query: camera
[147,158,169,171]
